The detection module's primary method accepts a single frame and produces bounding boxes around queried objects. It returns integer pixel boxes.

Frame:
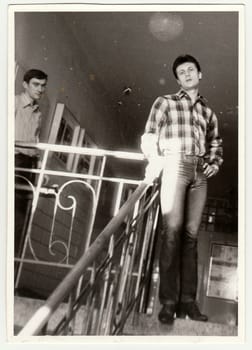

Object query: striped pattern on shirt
[144,90,223,166]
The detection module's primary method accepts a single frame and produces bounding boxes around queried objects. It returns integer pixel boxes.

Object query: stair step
[123,312,238,336]
[14,296,238,337]
[14,296,87,335]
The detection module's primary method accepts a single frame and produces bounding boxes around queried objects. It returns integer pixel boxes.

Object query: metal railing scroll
[14,143,161,337]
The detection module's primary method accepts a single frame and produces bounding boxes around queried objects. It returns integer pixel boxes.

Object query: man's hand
[140,133,159,158]
[144,156,165,184]
[203,163,219,178]
[37,159,50,185]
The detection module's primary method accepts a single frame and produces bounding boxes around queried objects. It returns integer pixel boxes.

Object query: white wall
[15,12,120,149]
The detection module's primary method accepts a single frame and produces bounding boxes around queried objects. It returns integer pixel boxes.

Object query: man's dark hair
[172,55,201,79]
[23,69,48,83]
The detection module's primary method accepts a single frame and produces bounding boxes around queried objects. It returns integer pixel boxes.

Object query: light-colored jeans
[159,154,207,306]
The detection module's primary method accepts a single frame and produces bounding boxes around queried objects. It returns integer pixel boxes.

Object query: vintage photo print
[6,1,245,345]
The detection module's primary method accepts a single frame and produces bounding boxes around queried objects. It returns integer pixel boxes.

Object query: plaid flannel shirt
[143,90,223,166]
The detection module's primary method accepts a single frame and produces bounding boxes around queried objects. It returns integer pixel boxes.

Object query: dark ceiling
[61,11,239,196]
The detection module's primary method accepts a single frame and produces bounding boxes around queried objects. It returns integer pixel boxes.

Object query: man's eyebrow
[32,81,47,86]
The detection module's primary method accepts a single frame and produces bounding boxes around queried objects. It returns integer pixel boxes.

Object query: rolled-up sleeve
[141,97,165,157]
[206,112,223,167]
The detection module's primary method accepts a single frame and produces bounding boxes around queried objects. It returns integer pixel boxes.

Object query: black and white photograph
[3,0,247,345]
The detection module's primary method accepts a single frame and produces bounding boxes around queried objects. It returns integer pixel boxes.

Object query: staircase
[123,311,238,336]
[14,295,90,335]
[14,296,238,337]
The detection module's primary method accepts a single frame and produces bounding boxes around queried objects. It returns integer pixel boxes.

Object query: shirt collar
[176,89,208,105]
[20,92,39,110]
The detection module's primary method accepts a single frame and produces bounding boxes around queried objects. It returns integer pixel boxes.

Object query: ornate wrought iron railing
[14,143,161,337]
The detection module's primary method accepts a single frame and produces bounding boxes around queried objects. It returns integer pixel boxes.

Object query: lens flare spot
[149,13,184,41]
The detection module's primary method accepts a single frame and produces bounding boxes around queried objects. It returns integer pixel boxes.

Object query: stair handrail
[15,141,145,161]
[18,178,155,337]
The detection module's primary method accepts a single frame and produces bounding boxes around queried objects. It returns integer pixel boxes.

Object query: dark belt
[161,151,205,166]
[181,154,205,166]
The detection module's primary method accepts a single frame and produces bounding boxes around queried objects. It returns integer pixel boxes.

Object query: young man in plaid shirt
[141,54,223,325]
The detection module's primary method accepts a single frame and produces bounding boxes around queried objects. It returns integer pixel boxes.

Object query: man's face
[23,78,47,101]
[176,62,202,91]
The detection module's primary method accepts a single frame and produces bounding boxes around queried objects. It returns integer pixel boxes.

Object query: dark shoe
[158,304,176,325]
[176,302,208,322]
